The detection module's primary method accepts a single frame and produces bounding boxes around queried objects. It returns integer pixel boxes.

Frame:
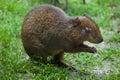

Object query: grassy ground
[0,0,120,80]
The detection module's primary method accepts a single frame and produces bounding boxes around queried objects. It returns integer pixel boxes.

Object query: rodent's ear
[73,17,81,27]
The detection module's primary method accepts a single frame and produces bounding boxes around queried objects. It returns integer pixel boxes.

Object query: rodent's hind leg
[53,51,77,71]
[54,51,69,67]
[24,47,48,63]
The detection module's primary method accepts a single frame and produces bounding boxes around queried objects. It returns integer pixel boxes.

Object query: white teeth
[83,41,95,47]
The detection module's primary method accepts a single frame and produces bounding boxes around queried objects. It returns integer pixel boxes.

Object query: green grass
[0,0,120,79]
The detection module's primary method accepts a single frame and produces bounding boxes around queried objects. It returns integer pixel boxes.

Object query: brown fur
[21,5,103,68]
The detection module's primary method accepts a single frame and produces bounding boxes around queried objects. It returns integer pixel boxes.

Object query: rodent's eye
[85,27,91,33]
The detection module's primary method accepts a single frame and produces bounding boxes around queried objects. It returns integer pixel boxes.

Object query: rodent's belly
[47,49,63,56]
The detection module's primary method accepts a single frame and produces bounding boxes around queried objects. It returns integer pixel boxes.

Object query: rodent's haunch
[21,5,103,68]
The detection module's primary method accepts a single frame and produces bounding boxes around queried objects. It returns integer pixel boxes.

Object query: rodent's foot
[90,47,97,53]
[68,66,78,72]
[78,44,97,53]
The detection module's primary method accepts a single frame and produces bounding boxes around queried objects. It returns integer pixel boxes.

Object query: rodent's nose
[96,38,103,43]
[99,38,103,43]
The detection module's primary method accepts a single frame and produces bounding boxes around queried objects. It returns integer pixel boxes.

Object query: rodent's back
[22,5,67,32]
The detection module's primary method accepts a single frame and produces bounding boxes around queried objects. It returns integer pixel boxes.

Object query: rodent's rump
[21,4,103,67]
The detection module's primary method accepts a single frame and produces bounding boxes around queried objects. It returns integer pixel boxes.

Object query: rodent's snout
[96,37,103,43]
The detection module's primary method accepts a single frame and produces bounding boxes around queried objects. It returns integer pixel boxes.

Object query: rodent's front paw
[90,47,97,53]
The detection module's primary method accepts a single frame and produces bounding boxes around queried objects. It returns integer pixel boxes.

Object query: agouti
[21,5,103,68]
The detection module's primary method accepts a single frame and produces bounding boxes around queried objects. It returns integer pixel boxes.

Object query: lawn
[0,0,120,80]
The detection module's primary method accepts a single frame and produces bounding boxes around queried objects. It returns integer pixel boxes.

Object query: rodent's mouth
[79,44,91,49]
[92,37,104,44]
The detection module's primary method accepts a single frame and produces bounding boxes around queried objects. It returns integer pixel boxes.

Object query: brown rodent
[21,5,103,68]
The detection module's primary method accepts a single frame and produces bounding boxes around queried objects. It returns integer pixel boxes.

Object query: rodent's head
[71,15,103,44]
